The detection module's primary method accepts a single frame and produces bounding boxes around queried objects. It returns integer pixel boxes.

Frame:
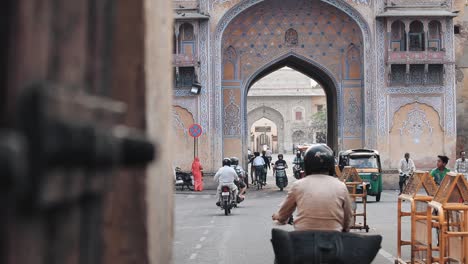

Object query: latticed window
[409,64,425,85]
[427,64,443,85]
[428,21,442,51]
[174,67,195,88]
[409,21,424,51]
[390,64,406,86]
[391,20,406,51]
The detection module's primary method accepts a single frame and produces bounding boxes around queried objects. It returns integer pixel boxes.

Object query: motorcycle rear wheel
[224,201,229,215]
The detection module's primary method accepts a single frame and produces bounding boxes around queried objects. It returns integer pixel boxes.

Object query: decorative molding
[344,91,362,136]
[389,96,443,129]
[223,89,241,136]
[398,104,434,145]
[214,0,374,152]
[387,86,445,94]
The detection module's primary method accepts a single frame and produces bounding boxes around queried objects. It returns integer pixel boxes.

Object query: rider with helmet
[214,158,239,206]
[230,157,246,201]
[272,144,353,232]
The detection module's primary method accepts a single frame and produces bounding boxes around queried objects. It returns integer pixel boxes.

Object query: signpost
[189,124,203,159]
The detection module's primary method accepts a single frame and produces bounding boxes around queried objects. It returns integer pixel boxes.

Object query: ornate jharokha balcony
[173,53,197,67]
[388,50,446,64]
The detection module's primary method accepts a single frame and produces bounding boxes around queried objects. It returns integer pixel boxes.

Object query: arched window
[345,44,361,79]
[178,23,195,55]
[293,107,305,121]
[391,20,406,51]
[223,46,237,80]
[428,20,442,51]
[409,21,424,51]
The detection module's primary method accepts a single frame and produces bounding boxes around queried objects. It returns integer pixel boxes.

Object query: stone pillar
[145,0,174,263]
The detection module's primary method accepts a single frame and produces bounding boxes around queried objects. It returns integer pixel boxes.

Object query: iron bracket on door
[1,83,156,212]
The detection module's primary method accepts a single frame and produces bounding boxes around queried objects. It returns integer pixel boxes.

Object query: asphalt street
[173,155,412,264]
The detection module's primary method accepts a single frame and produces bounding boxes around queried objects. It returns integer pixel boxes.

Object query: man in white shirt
[214,158,239,205]
[252,152,266,184]
[455,151,468,179]
[398,152,416,195]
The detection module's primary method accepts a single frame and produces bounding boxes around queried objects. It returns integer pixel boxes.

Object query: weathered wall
[455,0,468,159]
[172,106,195,170]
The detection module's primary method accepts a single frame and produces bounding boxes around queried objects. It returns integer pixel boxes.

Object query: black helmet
[222,158,231,167]
[278,154,284,159]
[304,144,335,175]
[230,157,239,166]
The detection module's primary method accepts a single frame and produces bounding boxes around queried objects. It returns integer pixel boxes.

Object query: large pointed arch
[242,53,339,156]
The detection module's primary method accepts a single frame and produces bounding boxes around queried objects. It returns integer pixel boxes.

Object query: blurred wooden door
[0,1,155,264]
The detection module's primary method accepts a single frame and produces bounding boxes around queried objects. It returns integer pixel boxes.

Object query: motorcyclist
[272,144,353,232]
[273,154,288,171]
[214,158,239,206]
[252,152,266,185]
[230,157,246,201]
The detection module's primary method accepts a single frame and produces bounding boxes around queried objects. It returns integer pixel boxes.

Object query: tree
[309,108,327,143]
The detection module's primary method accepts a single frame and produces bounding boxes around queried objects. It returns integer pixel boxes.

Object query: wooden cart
[395,171,438,264]
[426,172,468,264]
[341,166,369,232]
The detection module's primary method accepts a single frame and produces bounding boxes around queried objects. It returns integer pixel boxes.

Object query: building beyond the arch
[247,67,326,155]
[172,0,464,173]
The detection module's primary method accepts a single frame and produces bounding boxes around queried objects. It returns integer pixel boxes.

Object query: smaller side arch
[247,106,285,153]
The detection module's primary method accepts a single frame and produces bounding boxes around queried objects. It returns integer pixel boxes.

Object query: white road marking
[202,194,211,199]
[189,253,197,260]
[200,237,206,242]
[203,230,210,235]
[195,244,202,249]
[378,249,396,263]
[187,195,195,199]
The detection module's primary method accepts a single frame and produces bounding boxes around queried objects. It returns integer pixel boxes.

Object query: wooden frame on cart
[342,166,369,232]
[426,172,468,264]
[396,171,438,264]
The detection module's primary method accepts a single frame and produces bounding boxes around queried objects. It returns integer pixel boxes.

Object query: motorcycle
[274,164,288,191]
[254,165,266,190]
[293,164,305,179]
[218,185,236,215]
[174,167,194,191]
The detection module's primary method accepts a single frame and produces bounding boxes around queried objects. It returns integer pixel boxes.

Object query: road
[173,155,412,264]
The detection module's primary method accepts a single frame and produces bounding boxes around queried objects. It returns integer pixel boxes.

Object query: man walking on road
[398,153,416,195]
[455,151,468,179]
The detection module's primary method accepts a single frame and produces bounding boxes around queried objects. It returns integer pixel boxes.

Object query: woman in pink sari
[192,157,203,191]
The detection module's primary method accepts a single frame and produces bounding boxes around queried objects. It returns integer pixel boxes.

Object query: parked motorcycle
[174,167,193,191]
[218,185,236,215]
[274,164,288,191]
[293,164,305,179]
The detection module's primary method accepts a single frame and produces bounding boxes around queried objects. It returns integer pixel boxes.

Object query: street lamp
[190,81,202,95]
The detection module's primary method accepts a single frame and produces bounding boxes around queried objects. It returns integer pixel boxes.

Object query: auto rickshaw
[338,149,383,202]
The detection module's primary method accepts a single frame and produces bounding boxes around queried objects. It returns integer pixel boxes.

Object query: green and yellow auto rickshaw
[338,149,383,202]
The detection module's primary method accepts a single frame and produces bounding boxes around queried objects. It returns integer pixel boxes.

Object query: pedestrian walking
[192,157,204,191]
[430,155,450,185]
[455,151,468,179]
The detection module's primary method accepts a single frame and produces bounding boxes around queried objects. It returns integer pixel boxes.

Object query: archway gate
[220,0,367,161]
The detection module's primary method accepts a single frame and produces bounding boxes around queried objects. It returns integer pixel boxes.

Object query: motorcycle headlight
[371,173,378,181]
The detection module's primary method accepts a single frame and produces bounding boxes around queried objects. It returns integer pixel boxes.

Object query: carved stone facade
[172,0,459,172]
